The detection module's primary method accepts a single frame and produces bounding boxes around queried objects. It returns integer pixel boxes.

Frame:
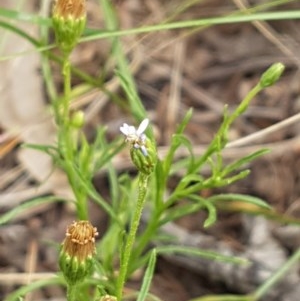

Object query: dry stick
[0,273,56,285]
[227,112,300,148]
[166,40,185,143]
[24,237,39,301]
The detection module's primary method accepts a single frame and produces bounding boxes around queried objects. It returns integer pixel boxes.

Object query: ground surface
[1,0,300,300]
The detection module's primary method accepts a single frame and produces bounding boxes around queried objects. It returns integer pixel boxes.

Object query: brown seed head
[62,220,98,262]
[53,0,86,19]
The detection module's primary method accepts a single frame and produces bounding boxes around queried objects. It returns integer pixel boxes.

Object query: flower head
[53,0,86,20]
[120,118,157,175]
[120,118,149,156]
[52,0,86,55]
[59,220,98,284]
[62,220,98,261]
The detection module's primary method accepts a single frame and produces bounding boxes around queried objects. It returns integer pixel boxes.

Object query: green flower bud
[259,62,285,88]
[52,0,86,55]
[59,220,98,285]
[120,118,157,175]
[70,110,85,128]
[130,137,157,175]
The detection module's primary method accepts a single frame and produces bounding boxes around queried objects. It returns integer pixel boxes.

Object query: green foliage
[137,249,157,301]
[1,1,299,301]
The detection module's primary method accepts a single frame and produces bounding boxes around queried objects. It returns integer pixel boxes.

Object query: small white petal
[137,118,149,135]
[120,124,130,135]
[127,125,137,135]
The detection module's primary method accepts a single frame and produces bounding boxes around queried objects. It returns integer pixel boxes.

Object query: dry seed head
[53,0,86,19]
[62,220,98,262]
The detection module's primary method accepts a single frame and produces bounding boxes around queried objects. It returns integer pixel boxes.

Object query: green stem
[226,83,262,126]
[190,83,263,175]
[116,173,149,300]
[58,56,88,220]
[67,284,77,301]
[130,211,160,267]
[62,58,71,125]
[253,247,300,300]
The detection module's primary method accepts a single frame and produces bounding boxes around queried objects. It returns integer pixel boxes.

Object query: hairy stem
[116,173,149,300]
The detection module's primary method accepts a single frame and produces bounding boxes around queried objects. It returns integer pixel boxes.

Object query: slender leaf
[0,197,65,225]
[157,246,249,265]
[188,194,217,228]
[221,149,269,177]
[82,11,300,43]
[5,277,63,301]
[209,193,271,209]
[159,203,204,226]
[163,109,193,176]
[189,294,253,301]
[137,249,157,301]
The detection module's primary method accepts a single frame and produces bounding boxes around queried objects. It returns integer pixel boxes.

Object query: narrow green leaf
[82,12,300,44]
[93,137,124,172]
[209,193,271,209]
[163,109,194,176]
[101,0,147,121]
[157,246,249,265]
[78,133,93,177]
[154,159,165,210]
[176,108,193,135]
[137,249,157,301]
[98,223,123,273]
[221,149,269,177]
[0,20,39,47]
[0,8,51,26]
[5,277,63,301]
[71,165,121,224]
[221,170,250,186]
[23,143,58,156]
[159,203,204,226]
[188,194,217,228]
[203,202,217,228]
[180,174,204,185]
[189,294,254,301]
[0,197,64,225]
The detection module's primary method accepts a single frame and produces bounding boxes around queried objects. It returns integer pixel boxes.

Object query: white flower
[120,118,149,156]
